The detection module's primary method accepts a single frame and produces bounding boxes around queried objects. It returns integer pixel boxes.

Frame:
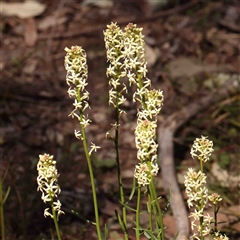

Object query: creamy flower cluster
[123,23,149,88]
[104,23,163,185]
[65,46,90,130]
[213,232,229,240]
[137,89,164,120]
[37,154,64,219]
[185,137,213,238]
[134,120,159,186]
[122,23,163,186]
[208,193,222,205]
[185,168,208,208]
[104,23,127,117]
[185,168,211,238]
[190,135,214,162]
[185,136,228,239]
[125,24,163,186]
[65,46,100,155]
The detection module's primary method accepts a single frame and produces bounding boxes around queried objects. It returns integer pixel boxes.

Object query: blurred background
[1,0,239,239]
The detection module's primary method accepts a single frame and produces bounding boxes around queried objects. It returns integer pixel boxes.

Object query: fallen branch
[158,78,240,239]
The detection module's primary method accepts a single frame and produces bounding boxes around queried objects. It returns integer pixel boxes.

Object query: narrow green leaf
[129,177,136,201]
[115,210,127,233]
[3,186,11,204]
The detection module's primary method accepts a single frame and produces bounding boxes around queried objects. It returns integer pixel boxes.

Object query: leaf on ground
[166,57,225,79]
[1,1,46,19]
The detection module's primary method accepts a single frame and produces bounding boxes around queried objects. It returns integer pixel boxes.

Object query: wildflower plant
[104,22,165,240]
[185,136,229,240]
[64,46,102,239]
[104,22,128,240]
[37,22,229,240]
[123,23,164,239]
[37,153,64,240]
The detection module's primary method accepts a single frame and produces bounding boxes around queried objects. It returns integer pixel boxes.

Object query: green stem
[112,67,128,239]
[135,185,141,240]
[200,159,203,173]
[199,158,204,240]
[148,192,153,233]
[200,215,204,240]
[51,201,62,240]
[136,68,164,239]
[81,124,102,240]
[114,112,128,239]
[149,180,164,240]
[76,87,102,239]
[214,204,217,232]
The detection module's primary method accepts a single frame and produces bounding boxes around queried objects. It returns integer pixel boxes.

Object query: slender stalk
[65,45,102,239]
[199,214,204,240]
[51,201,61,240]
[109,59,128,239]
[149,180,164,240]
[114,106,128,239]
[199,157,204,240]
[147,192,153,233]
[200,159,203,173]
[81,123,102,240]
[214,204,217,232]
[135,186,141,240]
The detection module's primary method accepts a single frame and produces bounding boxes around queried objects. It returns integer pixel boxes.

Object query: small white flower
[89,143,100,155]
[209,192,222,204]
[79,115,91,128]
[134,163,151,186]
[213,232,229,240]
[74,130,82,139]
[44,208,53,218]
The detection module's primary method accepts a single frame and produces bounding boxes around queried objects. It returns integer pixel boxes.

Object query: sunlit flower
[190,136,214,162]
[134,119,159,185]
[64,46,91,128]
[74,129,82,140]
[184,168,208,208]
[134,162,150,186]
[136,89,164,120]
[123,23,150,90]
[134,162,159,186]
[89,142,101,156]
[209,192,222,205]
[65,46,99,154]
[104,22,127,113]
[37,154,64,219]
[213,232,229,240]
